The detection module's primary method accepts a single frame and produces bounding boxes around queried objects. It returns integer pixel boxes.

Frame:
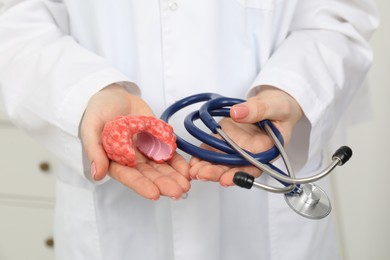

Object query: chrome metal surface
[284,183,331,219]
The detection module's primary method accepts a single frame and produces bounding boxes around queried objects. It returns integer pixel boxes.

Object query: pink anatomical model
[102,115,177,167]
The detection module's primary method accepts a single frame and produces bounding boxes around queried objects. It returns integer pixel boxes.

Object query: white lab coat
[0,0,378,259]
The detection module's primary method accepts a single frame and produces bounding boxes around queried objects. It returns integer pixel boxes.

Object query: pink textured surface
[102,115,177,167]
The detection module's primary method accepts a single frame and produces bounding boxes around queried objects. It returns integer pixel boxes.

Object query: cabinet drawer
[0,127,56,198]
[0,205,54,260]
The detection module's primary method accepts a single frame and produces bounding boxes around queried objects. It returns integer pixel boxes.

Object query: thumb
[230,100,270,123]
[230,91,303,125]
[80,115,110,181]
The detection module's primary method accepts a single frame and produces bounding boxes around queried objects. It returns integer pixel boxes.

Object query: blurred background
[330,0,390,259]
[0,0,388,259]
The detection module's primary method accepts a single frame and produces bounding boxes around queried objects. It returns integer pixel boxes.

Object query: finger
[109,162,160,200]
[189,157,213,180]
[167,153,191,180]
[150,161,191,194]
[189,159,210,180]
[80,114,110,181]
[189,159,229,182]
[136,163,187,199]
[188,141,225,180]
[189,156,201,179]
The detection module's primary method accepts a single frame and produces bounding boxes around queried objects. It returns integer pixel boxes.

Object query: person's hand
[189,85,303,186]
[80,84,190,200]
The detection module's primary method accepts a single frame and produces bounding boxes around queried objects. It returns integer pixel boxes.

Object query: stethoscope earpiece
[233,171,255,189]
[332,146,353,165]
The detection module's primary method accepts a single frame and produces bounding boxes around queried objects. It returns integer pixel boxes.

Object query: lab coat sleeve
[249,0,379,171]
[0,1,140,178]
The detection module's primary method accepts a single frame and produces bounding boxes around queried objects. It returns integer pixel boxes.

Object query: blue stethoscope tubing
[161,93,281,164]
[160,92,298,193]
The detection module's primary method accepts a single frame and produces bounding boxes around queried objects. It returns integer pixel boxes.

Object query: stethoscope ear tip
[233,172,254,189]
[332,146,353,166]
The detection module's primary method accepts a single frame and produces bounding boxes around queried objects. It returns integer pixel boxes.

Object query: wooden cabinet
[0,111,55,260]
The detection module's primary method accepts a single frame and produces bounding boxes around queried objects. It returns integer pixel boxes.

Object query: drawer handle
[45,237,54,248]
[39,162,50,172]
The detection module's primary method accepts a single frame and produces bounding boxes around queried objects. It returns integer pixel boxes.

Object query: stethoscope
[160,93,352,219]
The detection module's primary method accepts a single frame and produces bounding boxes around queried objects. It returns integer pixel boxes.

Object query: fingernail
[91,161,97,180]
[232,105,249,120]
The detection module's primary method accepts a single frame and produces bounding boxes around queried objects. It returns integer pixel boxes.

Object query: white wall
[330,0,390,259]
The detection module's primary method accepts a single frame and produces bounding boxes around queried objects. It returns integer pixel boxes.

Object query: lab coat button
[169,1,178,11]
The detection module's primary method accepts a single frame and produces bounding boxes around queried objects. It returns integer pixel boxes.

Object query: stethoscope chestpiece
[284,183,331,219]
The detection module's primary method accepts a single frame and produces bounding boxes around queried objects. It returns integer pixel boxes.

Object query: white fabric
[0,0,378,259]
